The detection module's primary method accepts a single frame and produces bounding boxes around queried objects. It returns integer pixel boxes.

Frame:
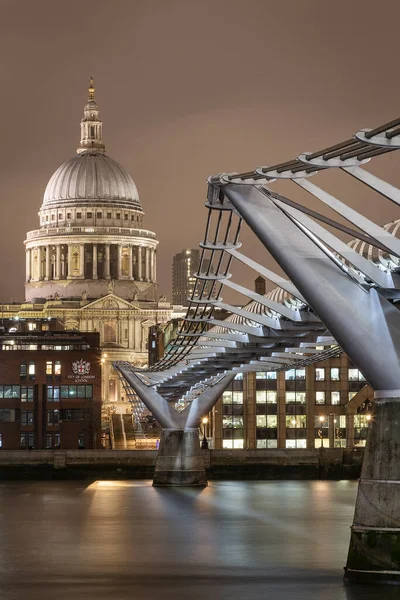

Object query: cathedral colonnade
[25,241,157,284]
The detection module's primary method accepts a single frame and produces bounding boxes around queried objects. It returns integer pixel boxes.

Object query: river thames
[0,480,397,600]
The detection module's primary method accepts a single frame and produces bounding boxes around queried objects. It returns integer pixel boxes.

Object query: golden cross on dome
[88,76,95,100]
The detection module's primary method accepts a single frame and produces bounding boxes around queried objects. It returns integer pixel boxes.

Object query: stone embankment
[0,448,363,480]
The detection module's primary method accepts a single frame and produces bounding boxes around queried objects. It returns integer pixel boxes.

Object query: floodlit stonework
[15,78,185,426]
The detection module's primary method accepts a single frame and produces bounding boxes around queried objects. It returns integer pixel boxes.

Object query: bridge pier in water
[345,395,400,583]
[153,428,207,486]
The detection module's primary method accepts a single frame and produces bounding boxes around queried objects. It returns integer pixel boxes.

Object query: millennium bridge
[115,116,400,583]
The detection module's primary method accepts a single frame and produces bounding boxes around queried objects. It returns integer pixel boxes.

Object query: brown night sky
[1,0,400,303]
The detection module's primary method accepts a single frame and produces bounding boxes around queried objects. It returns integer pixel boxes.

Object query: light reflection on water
[0,480,397,600]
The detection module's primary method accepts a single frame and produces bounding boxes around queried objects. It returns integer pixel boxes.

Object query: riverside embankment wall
[0,448,364,480]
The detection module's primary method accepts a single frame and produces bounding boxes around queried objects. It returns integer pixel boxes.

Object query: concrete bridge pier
[153,428,207,486]
[345,395,400,583]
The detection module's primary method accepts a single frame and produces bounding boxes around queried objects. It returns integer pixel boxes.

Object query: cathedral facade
[4,79,183,427]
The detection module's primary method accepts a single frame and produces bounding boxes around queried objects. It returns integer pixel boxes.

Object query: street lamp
[201,416,209,449]
[319,416,325,448]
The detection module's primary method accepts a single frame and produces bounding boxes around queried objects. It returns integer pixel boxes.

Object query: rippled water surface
[0,480,397,600]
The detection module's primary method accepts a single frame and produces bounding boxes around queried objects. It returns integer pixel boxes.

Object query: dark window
[96,212,102,219]
[116,213,121,219]
[60,409,85,421]
[107,212,112,219]
[87,212,93,219]
[47,386,60,401]
[46,434,52,449]
[20,362,27,380]
[21,410,34,426]
[21,386,34,402]
[20,433,26,449]
[76,212,82,219]
[28,433,34,449]
[67,212,71,219]
[124,214,128,220]
[54,433,61,449]
[78,433,85,449]
[47,410,59,425]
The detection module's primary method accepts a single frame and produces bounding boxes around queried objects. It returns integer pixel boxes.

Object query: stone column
[67,245,72,279]
[344,396,400,583]
[45,245,51,280]
[79,244,85,278]
[38,247,43,280]
[25,249,31,283]
[55,245,61,280]
[128,246,133,279]
[137,246,143,281]
[117,245,122,279]
[104,244,110,279]
[145,247,150,281]
[92,244,98,279]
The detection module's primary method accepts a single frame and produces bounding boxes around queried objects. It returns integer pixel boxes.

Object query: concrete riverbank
[0,448,364,480]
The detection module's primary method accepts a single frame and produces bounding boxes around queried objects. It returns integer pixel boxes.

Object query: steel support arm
[222,183,400,393]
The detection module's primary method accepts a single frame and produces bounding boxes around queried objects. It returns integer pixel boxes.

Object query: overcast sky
[1,0,400,303]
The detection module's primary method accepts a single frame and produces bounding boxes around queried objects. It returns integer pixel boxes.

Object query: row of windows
[47,409,87,424]
[47,385,93,400]
[254,390,360,405]
[44,211,140,222]
[0,385,92,401]
[20,361,62,380]
[0,386,34,400]
[255,368,366,382]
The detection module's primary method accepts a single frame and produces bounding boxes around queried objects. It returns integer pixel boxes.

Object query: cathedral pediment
[81,294,137,311]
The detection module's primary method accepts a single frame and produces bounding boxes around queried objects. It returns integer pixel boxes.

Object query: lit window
[331,391,341,405]
[267,415,277,428]
[28,323,36,331]
[315,368,325,381]
[54,361,61,377]
[257,415,266,427]
[286,415,306,428]
[330,368,340,381]
[28,362,35,380]
[349,368,359,381]
[267,371,277,380]
[348,392,357,401]
[285,369,295,380]
[234,373,243,380]
[316,391,325,405]
[286,439,307,449]
[46,361,53,377]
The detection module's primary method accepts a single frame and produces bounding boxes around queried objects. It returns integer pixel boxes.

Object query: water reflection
[0,480,396,600]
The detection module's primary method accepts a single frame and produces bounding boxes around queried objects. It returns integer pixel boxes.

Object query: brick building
[0,326,101,450]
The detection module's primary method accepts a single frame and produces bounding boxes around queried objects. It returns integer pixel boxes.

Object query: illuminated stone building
[6,79,180,428]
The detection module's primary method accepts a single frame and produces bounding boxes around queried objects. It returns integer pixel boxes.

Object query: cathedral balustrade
[26,226,157,240]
